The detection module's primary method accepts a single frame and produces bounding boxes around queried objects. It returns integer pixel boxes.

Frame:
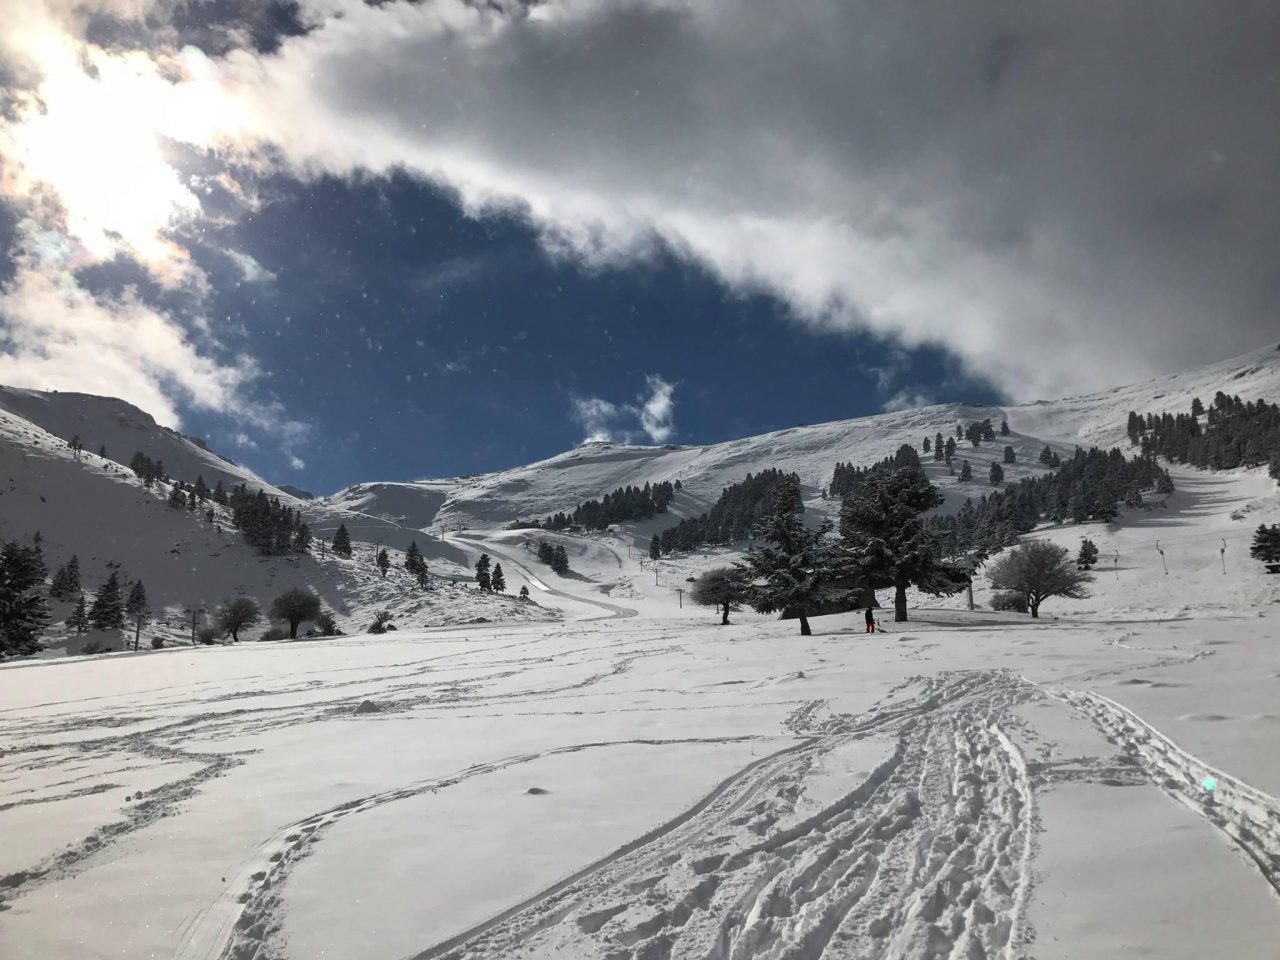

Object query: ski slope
[1,344,1279,959]
[320,343,1280,532]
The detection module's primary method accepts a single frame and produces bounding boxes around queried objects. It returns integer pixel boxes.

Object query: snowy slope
[323,342,1280,531]
[0,408,556,652]
[0,386,295,501]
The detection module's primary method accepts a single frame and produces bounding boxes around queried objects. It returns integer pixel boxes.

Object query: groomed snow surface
[4,460,1280,960]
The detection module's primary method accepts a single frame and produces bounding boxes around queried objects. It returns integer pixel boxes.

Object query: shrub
[990,591,1029,613]
[81,639,108,655]
[368,610,394,635]
[150,637,165,650]
[315,611,341,636]
[259,626,288,642]
[196,626,222,645]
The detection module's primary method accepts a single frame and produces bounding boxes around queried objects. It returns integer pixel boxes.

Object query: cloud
[288,454,306,470]
[232,432,258,450]
[638,374,676,443]
[571,375,677,444]
[0,1,303,451]
[881,389,935,413]
[213,0,1280,400]
[570,395,622,443]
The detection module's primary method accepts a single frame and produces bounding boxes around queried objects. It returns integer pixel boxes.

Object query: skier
[865,607,876,634]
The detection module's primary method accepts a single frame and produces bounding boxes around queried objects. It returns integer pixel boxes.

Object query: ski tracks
[1058,688,1280,897]
[412,670,1040,960]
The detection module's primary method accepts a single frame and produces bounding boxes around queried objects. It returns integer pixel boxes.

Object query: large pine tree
[839,467,967,622]
[551,545,570,575]
[0,541,49,656]
[332,523,353,558]
[737,484,838,636]
[89,571,125,630]
[475,553,492,590]
[376,549,390,578]
[491,564,506,593]
[1251,524,1280,565]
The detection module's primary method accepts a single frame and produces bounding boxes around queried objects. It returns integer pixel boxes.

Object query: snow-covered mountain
[0,386,296,501]
[321,342,1280,531]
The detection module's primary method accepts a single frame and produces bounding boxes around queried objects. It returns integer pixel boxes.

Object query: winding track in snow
[407,670,1041,960]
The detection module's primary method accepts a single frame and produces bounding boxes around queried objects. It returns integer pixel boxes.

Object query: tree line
[1128,393,1280,478]
[652,469,801,556]
[536,481,678,531]
[689,466,1092,634]
[925,447,1173,555]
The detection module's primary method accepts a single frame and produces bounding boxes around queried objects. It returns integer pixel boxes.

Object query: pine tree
[50,555,81,600]
[989,462,1004,485]
[1039,445,1055,466]
[839,468,966,622]
[922,437,931,453]
[404,541,425,575]
[959,460,972,481]
[68,595,89,633]
[491,564,506,593]
[376,549,390,578]
[649,535,661,560]
[519,585,530,600]
[0,540,49,656]
[738,485,838,635]
[475,553,492,590]
[332,523,353,558]
[1076,538,1100,570]
[125,580,149,651]
[69,435,84,460]
[1000,419,1010,436]
[552,545,570,575]
[167,482,186,509]
[89,571,124,630]
[537,541,555,565]
[294,523,312,553]
[933,432,944,461]
[944,437,956,460]
[1003,445,1015,464]
[1191,397,1205,417]
[1250,524,1280,565]
[98,445,107,459]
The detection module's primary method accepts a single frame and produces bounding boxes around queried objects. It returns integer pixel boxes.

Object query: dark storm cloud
[223,0,1280,398]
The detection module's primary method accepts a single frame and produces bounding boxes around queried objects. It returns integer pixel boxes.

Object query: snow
[2,345,1280,959]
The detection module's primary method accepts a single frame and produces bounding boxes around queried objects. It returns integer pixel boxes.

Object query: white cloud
[570,375,677,444]
[225,249,275,284]
[288,455,306,470]
[0,1,302,450]
[213,0,1280,400]
[0,264,248,426]
[232,432,258,450]
[881,389,934,413]
[570,395,622,443]
[638,375,676,443]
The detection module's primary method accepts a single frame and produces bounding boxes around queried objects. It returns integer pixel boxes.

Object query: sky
[1,2,1278,494]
